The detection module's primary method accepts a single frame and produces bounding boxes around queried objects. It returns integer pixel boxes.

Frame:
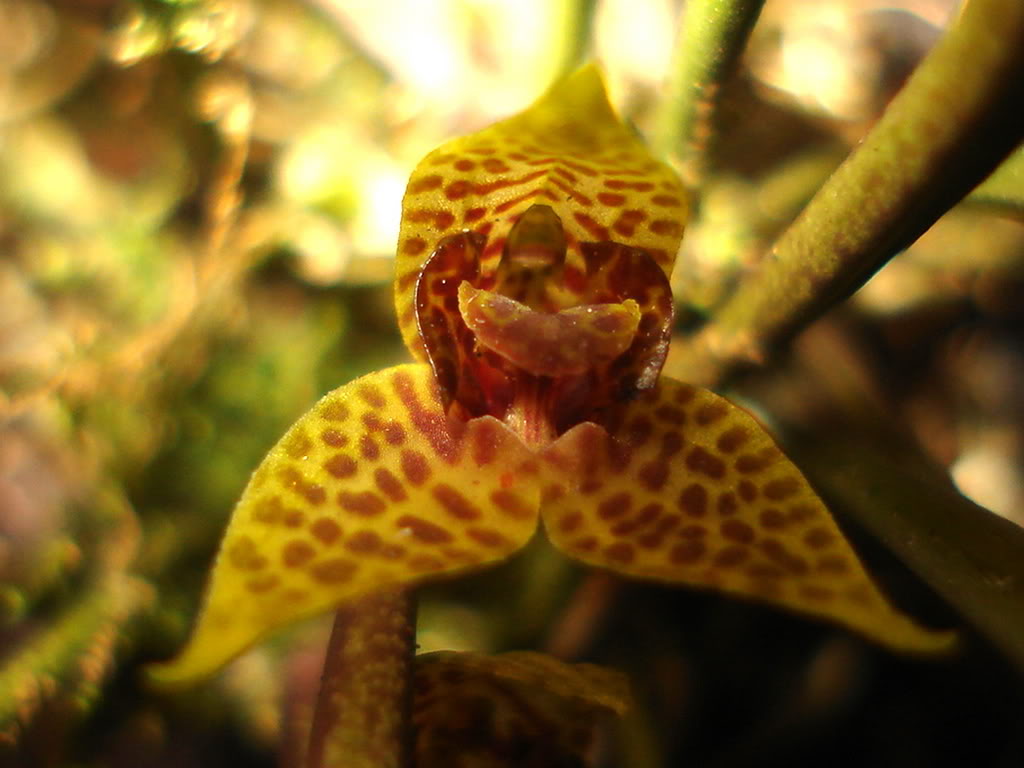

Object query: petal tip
[144,655,212,691]
[887,624,961,657]
[143,605,268,689]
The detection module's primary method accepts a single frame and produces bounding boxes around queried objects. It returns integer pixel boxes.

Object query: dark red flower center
[415,204,673,446]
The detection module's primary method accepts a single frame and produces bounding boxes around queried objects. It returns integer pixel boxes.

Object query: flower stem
[305,590,417,768]
[653,0,767,186]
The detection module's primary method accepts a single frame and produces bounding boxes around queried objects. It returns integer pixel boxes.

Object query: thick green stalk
[653,0,767,184]
[672,0,1024,387]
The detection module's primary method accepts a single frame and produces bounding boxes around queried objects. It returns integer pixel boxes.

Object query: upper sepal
[396,64,688,360]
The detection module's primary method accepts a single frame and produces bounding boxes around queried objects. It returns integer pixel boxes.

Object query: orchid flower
[154,66,953,685]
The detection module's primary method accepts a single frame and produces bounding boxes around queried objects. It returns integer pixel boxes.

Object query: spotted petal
[151,365,541,684]
[396,64,688,360]
[540,376,956,653]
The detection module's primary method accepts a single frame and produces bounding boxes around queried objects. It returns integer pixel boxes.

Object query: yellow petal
[539,376,957,654]
[414,650,629,768]
[396,64,688,360]
[150,365,541,685]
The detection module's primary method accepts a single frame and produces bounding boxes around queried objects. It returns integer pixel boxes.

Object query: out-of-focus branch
[553,0,599,78]
[653,0,767,186]
[967,141,1024,218]
[763,325,1024,673]
[789,432,1024,674]
[671,0,1024,388]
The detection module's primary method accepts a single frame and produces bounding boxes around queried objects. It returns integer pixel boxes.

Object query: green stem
[305,590,417,768]
[553,0,598,78]
[672,0,1024,387]
[653,0,767,184]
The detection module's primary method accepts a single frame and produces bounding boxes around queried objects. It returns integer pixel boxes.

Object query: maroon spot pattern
[539,378,899,626]
[226,367,539,602]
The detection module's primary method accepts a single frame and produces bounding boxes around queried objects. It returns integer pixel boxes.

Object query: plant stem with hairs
[305,590,417,768]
